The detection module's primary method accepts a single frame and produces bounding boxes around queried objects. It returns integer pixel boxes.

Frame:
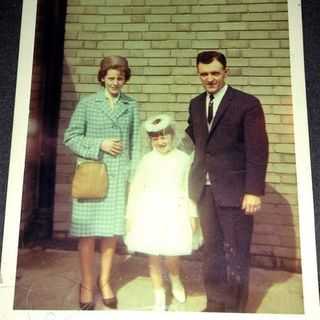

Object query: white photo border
[0,0,38,314]
[288,0,320,316]
[0,0,319,319]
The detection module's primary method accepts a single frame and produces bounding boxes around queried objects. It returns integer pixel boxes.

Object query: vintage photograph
[1,0,319,319]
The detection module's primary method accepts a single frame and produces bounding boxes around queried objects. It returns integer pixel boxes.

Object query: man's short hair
[196,51,227,69]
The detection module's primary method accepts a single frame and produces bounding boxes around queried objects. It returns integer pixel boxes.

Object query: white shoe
[171,277,186,303]
[152,288,166,311]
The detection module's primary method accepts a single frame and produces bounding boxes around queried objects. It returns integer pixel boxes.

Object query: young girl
[125,114,202,311]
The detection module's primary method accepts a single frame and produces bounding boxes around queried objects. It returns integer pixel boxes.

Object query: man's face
[197,59,228,94]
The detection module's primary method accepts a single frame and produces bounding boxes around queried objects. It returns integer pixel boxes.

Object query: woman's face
[102,68,126,97]
[151,134,173,154]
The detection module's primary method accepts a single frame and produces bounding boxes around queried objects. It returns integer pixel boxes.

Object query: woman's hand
[100,138,123,156]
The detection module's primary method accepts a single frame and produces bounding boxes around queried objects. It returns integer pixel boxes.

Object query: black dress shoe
[79,301,95,311]
[79,284,95,310]
[97,278,118,309]
[202,302,225,312]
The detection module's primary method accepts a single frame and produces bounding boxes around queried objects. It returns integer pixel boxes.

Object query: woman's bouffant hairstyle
[97,56,131,85]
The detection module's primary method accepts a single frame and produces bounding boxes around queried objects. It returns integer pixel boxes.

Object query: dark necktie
[208,94,214,124]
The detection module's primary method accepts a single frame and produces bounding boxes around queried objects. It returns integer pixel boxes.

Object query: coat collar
[95,89,130,124]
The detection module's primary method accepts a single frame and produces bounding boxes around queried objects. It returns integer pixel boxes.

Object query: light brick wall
[54,0,300,271]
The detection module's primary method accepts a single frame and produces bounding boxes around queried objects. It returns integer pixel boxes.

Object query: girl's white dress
[125,148,202,256]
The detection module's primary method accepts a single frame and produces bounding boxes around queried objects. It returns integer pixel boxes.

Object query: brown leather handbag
[72,161,108,199]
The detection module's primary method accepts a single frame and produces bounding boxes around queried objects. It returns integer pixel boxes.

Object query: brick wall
[54,0,300,271]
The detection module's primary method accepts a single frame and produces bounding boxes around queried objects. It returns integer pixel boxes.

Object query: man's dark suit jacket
[186,86,269,207]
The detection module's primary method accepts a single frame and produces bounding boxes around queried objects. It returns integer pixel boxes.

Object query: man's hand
[100,138,122,156]
[241,194,261,215]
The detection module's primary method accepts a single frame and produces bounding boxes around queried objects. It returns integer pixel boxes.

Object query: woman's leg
[98,236,117,299]
[149,255,166,310]
[78,237,96,303]
[165,256,186,303]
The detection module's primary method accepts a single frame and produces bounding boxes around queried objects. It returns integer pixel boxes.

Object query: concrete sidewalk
[13,248,303,313]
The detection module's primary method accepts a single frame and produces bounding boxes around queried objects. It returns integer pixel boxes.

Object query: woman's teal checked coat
[64,89,141,237]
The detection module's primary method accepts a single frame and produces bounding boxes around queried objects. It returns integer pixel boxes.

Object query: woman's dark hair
[196,51,227,69]
[97,56,131,85]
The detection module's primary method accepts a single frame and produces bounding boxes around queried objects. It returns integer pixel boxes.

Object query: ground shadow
[246,183,303,313]
[13,246,205,311]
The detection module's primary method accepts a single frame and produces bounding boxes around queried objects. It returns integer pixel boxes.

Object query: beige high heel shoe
[97,278,118,309]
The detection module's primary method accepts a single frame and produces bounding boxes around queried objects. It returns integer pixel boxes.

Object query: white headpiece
[144,114,174,136]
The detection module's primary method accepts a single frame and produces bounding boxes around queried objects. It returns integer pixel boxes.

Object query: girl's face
[151,134,173,154]
[102,68,126,97]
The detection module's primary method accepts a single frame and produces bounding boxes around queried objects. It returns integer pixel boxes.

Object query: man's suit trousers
[198,186,254,312]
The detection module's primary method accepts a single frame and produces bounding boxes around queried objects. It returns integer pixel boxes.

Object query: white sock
[153,288,166,311]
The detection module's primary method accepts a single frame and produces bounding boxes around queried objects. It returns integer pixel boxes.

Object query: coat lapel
[114,93,129,119]
[208,86,234,138]
[197,92,210,139]
[95,90,129,124]
[95,89,117,124]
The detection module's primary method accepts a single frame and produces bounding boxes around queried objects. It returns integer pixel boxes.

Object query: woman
[64,56,140,310]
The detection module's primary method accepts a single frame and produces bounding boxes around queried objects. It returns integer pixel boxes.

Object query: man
[186,51,268,312]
